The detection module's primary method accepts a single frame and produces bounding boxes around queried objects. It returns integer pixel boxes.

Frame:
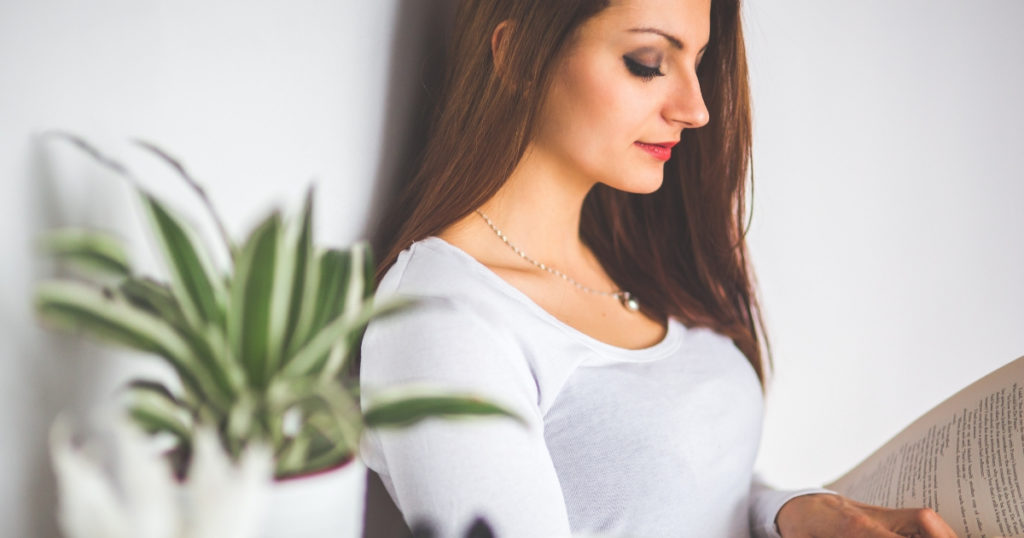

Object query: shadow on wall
[361,1,458,537]
[360,0,458,258]
[24,135,139,537]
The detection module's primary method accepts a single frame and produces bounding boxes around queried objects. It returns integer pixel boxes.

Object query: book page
[825,355,1024,538]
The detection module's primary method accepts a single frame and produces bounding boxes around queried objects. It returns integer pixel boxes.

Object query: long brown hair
[369,0,770,389]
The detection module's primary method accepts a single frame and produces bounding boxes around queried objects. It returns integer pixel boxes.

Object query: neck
[476,143,597,269]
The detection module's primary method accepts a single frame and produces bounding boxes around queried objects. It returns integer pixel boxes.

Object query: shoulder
[372,236,531,340]
[376,236,493,304]
[358,292,542,431]
[361,238,536,401]
[362,291,513,364]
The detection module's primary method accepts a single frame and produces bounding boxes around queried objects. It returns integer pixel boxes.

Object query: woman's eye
[623,56,664,81]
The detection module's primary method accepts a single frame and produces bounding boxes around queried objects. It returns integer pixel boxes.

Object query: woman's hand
[775,493,958,537]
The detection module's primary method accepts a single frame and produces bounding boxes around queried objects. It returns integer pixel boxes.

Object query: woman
[358,0,957,536]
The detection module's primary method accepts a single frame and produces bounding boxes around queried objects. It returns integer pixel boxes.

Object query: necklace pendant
[619,291,640,312]
[475,210,642,313]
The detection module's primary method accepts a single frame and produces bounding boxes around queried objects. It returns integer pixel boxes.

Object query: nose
[664,70,710,128]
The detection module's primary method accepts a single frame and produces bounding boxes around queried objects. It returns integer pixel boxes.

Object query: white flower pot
[259,458,367,538]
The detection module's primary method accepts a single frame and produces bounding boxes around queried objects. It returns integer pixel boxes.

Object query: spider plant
[34,133,522,479]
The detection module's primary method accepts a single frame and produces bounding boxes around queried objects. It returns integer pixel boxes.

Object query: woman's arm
[774,493,957,538]
[749,473,962,536]
[749,475,957,537]
[359,295,573,538]
[749,473,840,538]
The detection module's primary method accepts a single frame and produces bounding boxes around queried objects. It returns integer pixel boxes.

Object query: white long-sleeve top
[358,236,834,538]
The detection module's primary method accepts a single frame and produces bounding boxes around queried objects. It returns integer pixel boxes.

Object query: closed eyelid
[626,56,658,68]
[627,47,662,62]
[623,56,664,80]
[627,42,702,68]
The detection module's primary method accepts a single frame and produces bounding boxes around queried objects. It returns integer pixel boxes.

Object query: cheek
[548,57,643,162]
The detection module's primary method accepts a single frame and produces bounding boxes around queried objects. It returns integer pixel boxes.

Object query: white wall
[2,1,1022,536]
[0,1,456,535]
[744,1,1024,489]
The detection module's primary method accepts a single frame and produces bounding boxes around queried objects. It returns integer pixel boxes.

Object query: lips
[634,141,677,162]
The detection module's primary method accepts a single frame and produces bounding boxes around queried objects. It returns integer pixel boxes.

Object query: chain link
[475,209,640,312]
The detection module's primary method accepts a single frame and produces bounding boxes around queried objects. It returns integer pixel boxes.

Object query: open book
[824,355,1024,538]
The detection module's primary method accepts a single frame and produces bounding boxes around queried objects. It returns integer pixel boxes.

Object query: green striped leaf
[228,213,281,389]
[284,246,350,360]
[138,191,226,330]
[317,341,349,383]
[264,377,360,476]
[358,241,374,301]
[344,241,372,313]
[37,280,190,362]
[282,242,376,372]
[275,425,313,476]
[273,414,350,478]
[179,324,242,408]
[294,413,354,475]
[125,379,184,405]
[123,380,194,443]
[281,294,415,378]
[200,324,247,397]
[363,391,525,430]
[266,377,314,413]
[265,377,322,435]
[119,277,243,407]
[285,244,322,358]
[225,390,259,457]
[310,249,351,336]
[327,241,373,324]
[118,277,187,329]
[279,187,314,362]
[34,280,223,406]
[309,381,362,457]
[264,191,315,380]
[40,228,131,277]
[131,139,238,262]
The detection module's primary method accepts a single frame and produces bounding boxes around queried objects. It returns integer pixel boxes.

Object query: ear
[490,19,514,81]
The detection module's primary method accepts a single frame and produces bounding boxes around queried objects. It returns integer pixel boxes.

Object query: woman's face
[529,0,711,194]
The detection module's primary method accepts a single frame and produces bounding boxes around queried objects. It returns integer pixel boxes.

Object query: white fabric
[359,236,835,537]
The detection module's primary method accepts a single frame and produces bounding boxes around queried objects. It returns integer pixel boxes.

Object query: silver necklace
[475,209,640,313]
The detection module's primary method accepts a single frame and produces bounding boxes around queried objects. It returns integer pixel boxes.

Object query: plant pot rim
[274,452,359,483]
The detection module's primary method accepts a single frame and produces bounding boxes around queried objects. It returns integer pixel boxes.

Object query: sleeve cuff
[749,481,840,538]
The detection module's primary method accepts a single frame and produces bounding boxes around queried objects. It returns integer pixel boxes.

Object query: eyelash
[623,56,664,81]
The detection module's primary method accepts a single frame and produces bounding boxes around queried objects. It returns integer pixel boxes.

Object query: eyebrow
[627,27,709,53]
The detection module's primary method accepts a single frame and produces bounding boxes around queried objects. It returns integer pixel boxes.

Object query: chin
[638,177,665,194]
[615,173,665,195]
[592,162,665,194]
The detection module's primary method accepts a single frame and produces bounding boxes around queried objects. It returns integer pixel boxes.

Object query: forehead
[579,0,711,46]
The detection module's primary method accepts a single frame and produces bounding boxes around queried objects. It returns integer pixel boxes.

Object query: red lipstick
[634,141,677,162]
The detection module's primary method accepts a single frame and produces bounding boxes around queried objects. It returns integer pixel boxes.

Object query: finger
[911,508,958,538]
[832,507,909,538]
[871,507,958,538]
[858,518,905,538]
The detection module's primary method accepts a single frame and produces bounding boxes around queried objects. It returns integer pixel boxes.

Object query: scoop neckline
[414,235,684,361]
